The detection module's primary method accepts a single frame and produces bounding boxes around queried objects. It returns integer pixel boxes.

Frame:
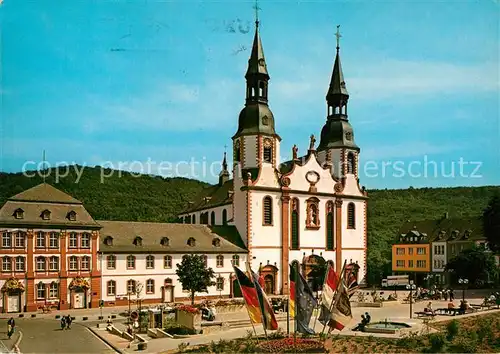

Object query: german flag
[247,263,278,330]
[233,266,263,324]
[289,264,297,317]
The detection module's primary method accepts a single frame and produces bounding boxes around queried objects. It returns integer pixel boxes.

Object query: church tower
[317,27,360,180]
[232,18,281,175]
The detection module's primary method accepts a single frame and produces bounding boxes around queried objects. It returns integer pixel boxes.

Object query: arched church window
[259,81,265,98]
[347,152,355,174]
[192,214,196,224]
[306,198,320,229]
[326,201,334,250]
[263,196,273,225]
[234,140,241,162]
[222,209,228,225]
[210,211,215,225]
[347,203,356,229]
[291,198,299,249]
[263,138,272,163]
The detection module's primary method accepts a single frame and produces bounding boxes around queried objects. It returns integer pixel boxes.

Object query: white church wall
[342,174,364,196]
[233,176,248,245]
[286,155,337,193]
[341,199,365,249]
[250,191,282,247]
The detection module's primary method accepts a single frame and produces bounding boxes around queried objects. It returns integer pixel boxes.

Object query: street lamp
[406,280,417,319]
[458,278,469,301]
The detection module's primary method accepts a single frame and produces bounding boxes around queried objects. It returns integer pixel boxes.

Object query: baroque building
[178,21,368,294]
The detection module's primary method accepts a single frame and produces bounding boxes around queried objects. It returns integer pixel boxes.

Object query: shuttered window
[291,210,299,249]
[263,196,273,225]
[326,212,334,250]
[347,203,356,229]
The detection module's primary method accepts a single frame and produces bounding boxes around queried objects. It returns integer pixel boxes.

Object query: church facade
[179,22,368,295]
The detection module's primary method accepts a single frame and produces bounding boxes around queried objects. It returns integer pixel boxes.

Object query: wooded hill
[1,166,498,284]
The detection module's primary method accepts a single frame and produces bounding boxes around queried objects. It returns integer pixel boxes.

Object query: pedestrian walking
[7,317,15,339]
[449,289,455,302]
[60,316,66,330]
[65,315,72,330]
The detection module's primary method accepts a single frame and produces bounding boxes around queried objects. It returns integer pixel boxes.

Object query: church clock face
[262,115,269,125]
[345,132,352,141]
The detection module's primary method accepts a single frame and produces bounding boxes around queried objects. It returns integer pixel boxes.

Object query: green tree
[483,193,500,253]
[176,254,215,304]
[445,246,498,286]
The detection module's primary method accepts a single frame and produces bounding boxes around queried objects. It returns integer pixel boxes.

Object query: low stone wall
[214,305,246,314]
[176,311,201,330]
[352,302,384,308]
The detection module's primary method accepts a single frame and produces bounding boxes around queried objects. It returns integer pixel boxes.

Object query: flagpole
[234,266,259,338]
[313,261,331,330]
[293,261,299,348]
[320,260,347,336]
[246,262,268,339]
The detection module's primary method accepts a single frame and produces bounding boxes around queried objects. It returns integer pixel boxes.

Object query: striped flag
[329,278,353,331]
[233,266,263,324]
[318,264,339,325]
[346,269,359,298]
[247,263,278,330]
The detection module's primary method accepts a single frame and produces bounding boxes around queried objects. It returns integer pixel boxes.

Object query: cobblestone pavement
[0,319,114,353]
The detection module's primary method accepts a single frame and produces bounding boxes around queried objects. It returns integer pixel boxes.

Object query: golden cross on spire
[335,25,342,51]
[253,0,261,26]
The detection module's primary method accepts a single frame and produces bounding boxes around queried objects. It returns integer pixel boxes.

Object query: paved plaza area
[0,318,114,353]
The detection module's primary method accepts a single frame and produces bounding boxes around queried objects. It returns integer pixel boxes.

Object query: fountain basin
[363,321,411,334]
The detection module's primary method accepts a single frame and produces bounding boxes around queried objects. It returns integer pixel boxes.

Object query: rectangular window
[49,257,59,271]
[15,232,25,248]
[408,248,414,255]
[36,232,46,248]
[2,257,11,272]
[107,256,116,269]
[81,257,90,271]
[49,283,58,298]
[36,257,46,271]
[2,232,11,248]
[216,277,224,291]
[49,232,59,248]
[396,260,405,267]
[69,257,78,271]
[164,256,172,269]
[107,281,116,296]
[396,248,405,255]
[15,257,25,272]
[37,284,45,299]
[69,233,78,248]
[81,233,90,248]
[417,260,426,268]
[417,247,426,255]
[146,280,154,294]
[408,260,414,268]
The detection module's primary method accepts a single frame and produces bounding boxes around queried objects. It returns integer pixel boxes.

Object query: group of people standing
[60,315,73,330]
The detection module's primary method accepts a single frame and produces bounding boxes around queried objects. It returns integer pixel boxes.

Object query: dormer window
[13,208,24,219]
[212,238,221,247]
[104,236,113,246]
[67,211,77,221]
[187,237,196,247]
[160,237,170,246]
[133,236,143,246]
[451,230,459,239]
[41,210,51,220]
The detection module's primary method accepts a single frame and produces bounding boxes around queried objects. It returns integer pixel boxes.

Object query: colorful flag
[329,278,353,331]
[289,265,296,318]
[346,269,359,298]
[318,264,339,325]
[290,263,317,334]
[233,266,263,324]
[247,263,279,330]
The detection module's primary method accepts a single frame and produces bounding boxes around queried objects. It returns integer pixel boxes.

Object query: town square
[1,0,499,353]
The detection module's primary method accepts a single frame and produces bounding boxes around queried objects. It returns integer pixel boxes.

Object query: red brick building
[0,184,101,313]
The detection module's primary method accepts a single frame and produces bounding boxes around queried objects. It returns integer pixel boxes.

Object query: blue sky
[1,0,499,189]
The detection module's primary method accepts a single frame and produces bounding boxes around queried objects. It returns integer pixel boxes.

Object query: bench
[414,311,436,319]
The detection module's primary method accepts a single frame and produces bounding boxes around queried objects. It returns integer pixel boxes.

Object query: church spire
[218,148,230,186]
[326,25,349,118]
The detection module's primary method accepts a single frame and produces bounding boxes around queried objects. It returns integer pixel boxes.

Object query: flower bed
[177,305,200,314]
[256,338,326,353]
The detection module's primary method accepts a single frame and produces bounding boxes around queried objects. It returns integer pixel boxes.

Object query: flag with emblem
[247,263,278,330]
[290,263,317,334]
[318,263,339,325]
[329,276,353,331]
[233,265,263,324]
[345,267,360,298]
